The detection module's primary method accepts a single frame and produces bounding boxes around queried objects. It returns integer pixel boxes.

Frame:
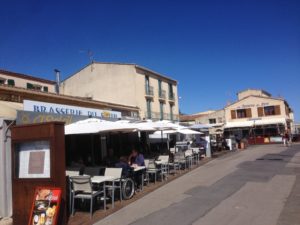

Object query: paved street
[95,144,300,225]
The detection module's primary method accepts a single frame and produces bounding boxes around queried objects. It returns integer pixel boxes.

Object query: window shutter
[275,105,281,115]
[231,110,236,119]
[246,108,252,118]
[257,107,264,117]
[7,79,15,86]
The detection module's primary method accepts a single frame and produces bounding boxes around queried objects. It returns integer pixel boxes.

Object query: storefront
[224,118,288,144]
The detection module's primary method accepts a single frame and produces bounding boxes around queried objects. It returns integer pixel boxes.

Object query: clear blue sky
[1,0,299,120]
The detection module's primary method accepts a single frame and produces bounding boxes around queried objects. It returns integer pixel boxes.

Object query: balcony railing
[169,93,176,101]
[144,111,179,121]
[159,90,166,100]
[145,85,154,97]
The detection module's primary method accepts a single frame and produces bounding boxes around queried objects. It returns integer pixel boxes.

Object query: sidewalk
[94,144,295,225]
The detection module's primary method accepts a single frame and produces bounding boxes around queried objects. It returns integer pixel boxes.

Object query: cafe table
[131,166,146,190]
[91,175,118,208]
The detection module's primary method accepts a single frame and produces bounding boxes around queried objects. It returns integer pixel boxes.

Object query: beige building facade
[224,89,294,144]
[0,69,56,93]
[60,63,179,121]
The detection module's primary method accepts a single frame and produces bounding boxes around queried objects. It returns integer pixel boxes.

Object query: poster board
[16,140,51,178]
[28,187,62,225]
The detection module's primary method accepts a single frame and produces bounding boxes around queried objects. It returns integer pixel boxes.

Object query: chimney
[54,69,60,94]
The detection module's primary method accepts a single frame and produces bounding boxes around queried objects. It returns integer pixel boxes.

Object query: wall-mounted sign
[28,187,62,225]
[23,100,121,119]
[16,110,96,125]
[236,102,270,110]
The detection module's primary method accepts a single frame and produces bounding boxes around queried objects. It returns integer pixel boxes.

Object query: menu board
[28,187,61,225]
[17,141,51,178]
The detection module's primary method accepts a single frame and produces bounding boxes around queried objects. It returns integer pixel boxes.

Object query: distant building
[180,110,225,134]
[224,89,294,144]
[179,88,295,144]
[0,69,56,93]
[60,62,179,121]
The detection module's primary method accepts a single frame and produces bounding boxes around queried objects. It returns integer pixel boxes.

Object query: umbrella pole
[161,130,163,154]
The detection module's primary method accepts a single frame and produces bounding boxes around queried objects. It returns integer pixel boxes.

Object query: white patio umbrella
[116,120,156,132]
[65,118,137,135]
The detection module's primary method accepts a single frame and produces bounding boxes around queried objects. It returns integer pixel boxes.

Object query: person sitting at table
[128,149,145,166]
[128,149,145,191]
[115,156,132,177]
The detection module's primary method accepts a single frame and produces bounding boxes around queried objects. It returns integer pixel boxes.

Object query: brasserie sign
[23,100,122,119]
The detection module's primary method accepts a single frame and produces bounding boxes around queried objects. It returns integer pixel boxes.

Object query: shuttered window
[257,107,264,117]
[274,105,281,115]
[7,79,15,86]
[231,110,236,119]
[246,108,252,118]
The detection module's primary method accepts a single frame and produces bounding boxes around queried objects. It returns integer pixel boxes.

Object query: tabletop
[91,175,116,184]
[132,166,146,172]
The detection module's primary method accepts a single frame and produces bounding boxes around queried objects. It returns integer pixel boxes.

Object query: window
[27,83,34,89]
[236,108,252,118]
[160,102,164,120]
[27,83,42,91]
[168,83,174,99]
[146,99,152,119]
[0,78,6,85]
[7,79,15,86]
[258,105,281,117]
[236,109,246,118]
[209,118,216,124]
[264,106,275,116]
[170,104,174,121]
[43,86,48,92]
[158,80,162,97]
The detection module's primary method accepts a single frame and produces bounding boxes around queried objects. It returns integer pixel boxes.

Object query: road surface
[95,144,300,225]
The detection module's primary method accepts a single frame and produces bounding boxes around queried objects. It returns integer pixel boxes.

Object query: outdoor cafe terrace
[64,119,208,225]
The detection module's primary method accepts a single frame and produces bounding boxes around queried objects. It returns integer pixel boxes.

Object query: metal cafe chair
[145,159,161,184]
[70,175,106,219]
[104,168,123,208]
[66,170,80,214]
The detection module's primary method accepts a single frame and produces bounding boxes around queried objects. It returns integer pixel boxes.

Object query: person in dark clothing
[128,149,145,190]
[128,149,145,166]
[115,156,132,177]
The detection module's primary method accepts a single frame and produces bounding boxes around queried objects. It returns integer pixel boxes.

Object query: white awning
[0,100,23,120]
[225,118,286,128]
[254,118,286,126]
[65,118,137,135]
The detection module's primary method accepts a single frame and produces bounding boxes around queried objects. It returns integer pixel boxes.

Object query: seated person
[128,149,145,190]
[115,156,132,177]
[128,149,145,166]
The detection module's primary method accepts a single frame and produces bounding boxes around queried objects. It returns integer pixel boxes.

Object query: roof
[237,88,271,97]
[62,62,177,84]
[0,69,56,85]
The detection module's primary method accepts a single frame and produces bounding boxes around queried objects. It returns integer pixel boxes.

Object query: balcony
[144,111,179,121]
[169,93,176,102]
[145,85,154,97]
[158,90,166,100]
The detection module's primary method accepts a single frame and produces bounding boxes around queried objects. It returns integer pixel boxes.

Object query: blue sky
[1,0,299,120]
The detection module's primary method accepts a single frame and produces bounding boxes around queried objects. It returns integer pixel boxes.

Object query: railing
[169,93,176,101]
[159,90,166,99]
[144,111,179,121]
[145,85,154,96]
